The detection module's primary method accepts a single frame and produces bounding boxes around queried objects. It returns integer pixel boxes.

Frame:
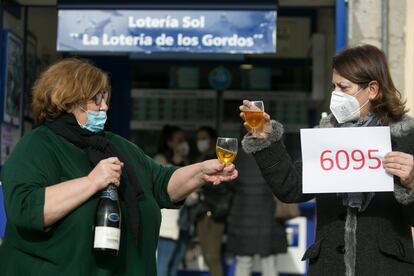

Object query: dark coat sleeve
[391,133,414,227]
[394,184,414,226]
[252,140,314,203]
[402,203,414,227]
[241,120,314,203]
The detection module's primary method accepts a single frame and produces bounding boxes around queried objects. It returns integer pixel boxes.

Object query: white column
[348,0,407,106]
[404,0,414,116]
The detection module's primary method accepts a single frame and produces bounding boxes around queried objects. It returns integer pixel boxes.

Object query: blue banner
[57,10,276,53]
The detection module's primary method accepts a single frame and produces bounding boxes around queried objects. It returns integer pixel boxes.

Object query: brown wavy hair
[32,58,111,123]
[332,44,407,123]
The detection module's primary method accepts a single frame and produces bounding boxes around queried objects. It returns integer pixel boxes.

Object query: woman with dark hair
[240,45,414,275]
[0,58,237,276]
[153,125,190,276]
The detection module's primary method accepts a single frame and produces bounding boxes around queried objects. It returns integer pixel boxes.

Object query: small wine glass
[216,138,238,174]
[244,101,265,136]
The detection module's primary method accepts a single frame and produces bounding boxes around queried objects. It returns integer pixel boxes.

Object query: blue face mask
[79,108,107,132]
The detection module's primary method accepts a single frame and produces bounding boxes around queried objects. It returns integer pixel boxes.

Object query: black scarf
[45,113,143,244]
[337,113,381,212]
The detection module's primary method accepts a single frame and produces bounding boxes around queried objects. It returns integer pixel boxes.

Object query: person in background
[194,126,233,276]
[154,125,191,276]
[240,45,414,275]
[226,129,287,276]
[0,58,238,276]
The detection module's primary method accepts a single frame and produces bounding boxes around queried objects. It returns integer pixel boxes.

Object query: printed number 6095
[320,149,381,171]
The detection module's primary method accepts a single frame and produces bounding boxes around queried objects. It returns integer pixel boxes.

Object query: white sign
[234,217,307,275]
[275,217,307,274]
[184,216,308,275]
[300,127,393,193]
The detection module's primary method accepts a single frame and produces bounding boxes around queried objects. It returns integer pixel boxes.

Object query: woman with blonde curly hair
[240,45,414,275]
[0,58,237,275]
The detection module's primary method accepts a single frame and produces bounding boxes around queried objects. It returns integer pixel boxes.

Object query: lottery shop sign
[57,9,276,53]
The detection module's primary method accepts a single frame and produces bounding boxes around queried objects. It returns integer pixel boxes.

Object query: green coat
[0,126,179,275]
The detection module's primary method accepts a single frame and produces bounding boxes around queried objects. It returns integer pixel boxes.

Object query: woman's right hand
[87,157,124,191]
[239,100,273,139]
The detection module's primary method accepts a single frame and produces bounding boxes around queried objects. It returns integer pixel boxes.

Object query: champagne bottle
[93,184,121,256]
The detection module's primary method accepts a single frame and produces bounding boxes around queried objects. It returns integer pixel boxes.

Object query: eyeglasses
[93,91,109,106]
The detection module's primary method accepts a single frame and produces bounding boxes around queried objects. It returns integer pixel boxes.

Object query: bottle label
[94,226,120,250]
[101,190,118,201]
[108,213,120,223]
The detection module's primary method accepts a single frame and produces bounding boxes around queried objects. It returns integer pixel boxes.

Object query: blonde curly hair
[32,58,111,123]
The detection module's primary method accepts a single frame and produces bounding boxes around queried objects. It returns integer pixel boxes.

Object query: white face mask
[329,90,369,123]
[175,141,190,156]
[197,139,210,153]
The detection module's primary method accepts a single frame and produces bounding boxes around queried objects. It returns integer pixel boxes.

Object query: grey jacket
[242,115,414,276]
[226,150,287,256]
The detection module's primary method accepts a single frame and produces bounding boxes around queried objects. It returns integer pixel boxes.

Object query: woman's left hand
[200,159,238,185]
[383,151,414,190]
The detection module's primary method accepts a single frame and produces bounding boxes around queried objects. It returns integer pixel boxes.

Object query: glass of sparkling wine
[244,101,265,136]
[216,137,238,175]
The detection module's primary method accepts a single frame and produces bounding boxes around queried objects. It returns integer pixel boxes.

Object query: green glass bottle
[93,184,121,256]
